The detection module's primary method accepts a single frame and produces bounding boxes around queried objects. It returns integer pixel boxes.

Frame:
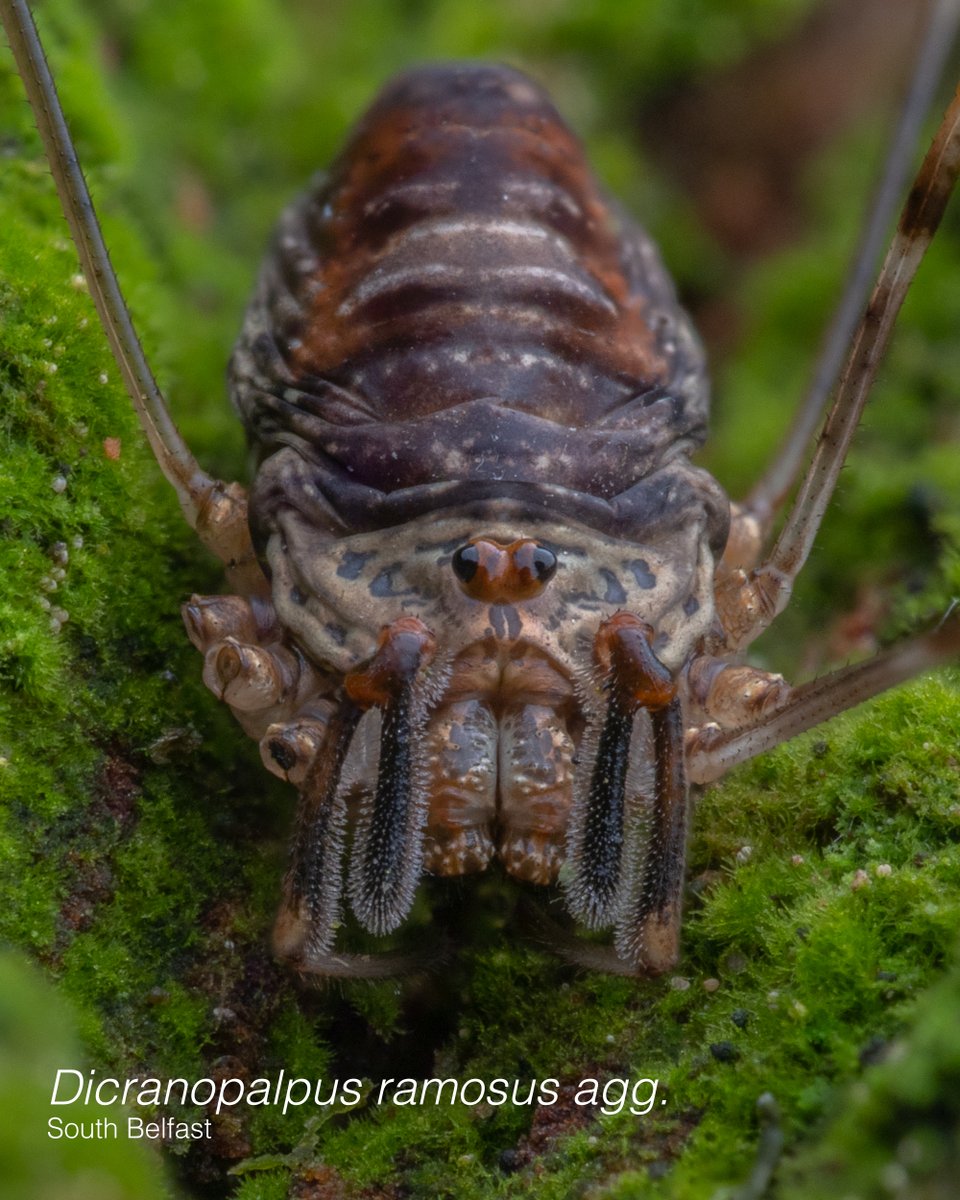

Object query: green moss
[2,1,959,1198]
[777,958,960,1199]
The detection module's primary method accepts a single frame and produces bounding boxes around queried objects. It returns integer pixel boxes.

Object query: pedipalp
[344,617,436,937]
[566,614,687,974]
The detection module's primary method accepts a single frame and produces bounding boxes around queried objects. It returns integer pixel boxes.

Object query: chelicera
[3,0,958,978]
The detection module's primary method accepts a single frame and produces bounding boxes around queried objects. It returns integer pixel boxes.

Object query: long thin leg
[686,605,960,785]
[0,0,247,563]
[718,84,960,650]
[743,0,960,535]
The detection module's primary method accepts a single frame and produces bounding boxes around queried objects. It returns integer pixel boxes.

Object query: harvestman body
[3,0,959,977]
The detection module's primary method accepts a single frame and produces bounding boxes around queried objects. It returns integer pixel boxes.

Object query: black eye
[531,546,557,582]
[452,543,480,583]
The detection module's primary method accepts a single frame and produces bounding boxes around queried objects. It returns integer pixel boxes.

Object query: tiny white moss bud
[880,1163,909,1192]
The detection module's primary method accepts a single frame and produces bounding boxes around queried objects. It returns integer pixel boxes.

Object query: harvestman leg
[1,1,305,768]
[716,82,960,649]
[727,0,960,557]
[524,69,960,977]
[696,84,960,784]
[0,0,259,589]
[686,607,960,784]
[2,0,445,978]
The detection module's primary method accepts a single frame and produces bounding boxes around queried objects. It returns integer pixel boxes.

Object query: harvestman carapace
[2,0,959,978]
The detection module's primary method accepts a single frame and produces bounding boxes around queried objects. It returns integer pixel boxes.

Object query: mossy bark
[1,2,958,1198]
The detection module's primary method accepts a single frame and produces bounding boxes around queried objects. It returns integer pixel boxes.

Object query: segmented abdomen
[231,63,709,535]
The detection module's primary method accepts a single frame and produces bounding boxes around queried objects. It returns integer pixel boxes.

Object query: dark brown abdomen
[231,64,709,530]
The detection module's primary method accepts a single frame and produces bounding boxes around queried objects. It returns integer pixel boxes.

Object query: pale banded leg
[686,606,960,785]
[0,0,262,589]
[741,0,960,540]
[718,84,960,651]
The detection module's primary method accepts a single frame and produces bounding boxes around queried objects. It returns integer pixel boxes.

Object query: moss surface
[1,2,959,1198]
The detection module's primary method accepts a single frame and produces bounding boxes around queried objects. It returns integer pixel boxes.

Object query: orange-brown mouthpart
[451,538,558,603]
[594,612,676,711]
[344,616,436,708]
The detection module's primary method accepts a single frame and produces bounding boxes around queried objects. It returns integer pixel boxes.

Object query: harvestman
[2,0,959,977]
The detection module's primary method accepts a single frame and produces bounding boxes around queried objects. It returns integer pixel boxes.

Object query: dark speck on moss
[710,1042,741,1063]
